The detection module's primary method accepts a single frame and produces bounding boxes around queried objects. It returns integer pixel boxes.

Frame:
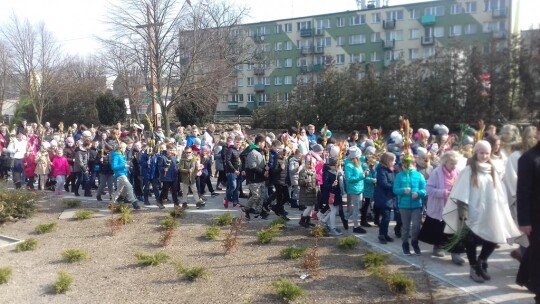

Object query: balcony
[254,84,265,92]
[420,15,436,26]
[227,102,239,109]
[382,39,395,50]
[492,30,507,39]
[300,47,312,55]
[314,28,325,36]
[382,19,396,30]
[312,64,323,72]
[492,8,507,18]
[253,34,264,43]
[300,28,313,37]
[253,68,265,75]
[421,36,435,45]
[313,46,325,54]
[300,65,311,73]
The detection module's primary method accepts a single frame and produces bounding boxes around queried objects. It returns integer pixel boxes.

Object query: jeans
[143,177,160,204]
[399,207,422,243]
[161,180,179,204]
[114,175,136,203]
[74,171,90,195]
[377,206,392,237]
[97,173,114,199]
[349,193,362,227]
[55,175,66,194]
[226,173,242,202]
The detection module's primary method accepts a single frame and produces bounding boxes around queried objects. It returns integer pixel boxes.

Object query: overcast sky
[0,0,536,56]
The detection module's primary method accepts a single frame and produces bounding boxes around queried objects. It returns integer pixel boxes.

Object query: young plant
[117,204,133,224]
[62,199,81,209]
[311,224,329,238]
[0,267,12,284]
[74,210,95,220]
[337,236,360,250]
[134,252,170,266]
[213,212,233,226]
[256,226,281,244]
[168,206,185,218]
[0,190,40,224]
[205,226,221,240]
[388,273,416,294]
[281,246,307,260]
[159,228,175,246]
[16,238,38,252]
[173,261,208,281]
[269,217,288,230]
[272,278,307,303]
[52,271,73,294]
[160,216,179,230]
[35,222,57,234]
[361,251,390,270]
[61,249,89,263]
[222,216,244,254]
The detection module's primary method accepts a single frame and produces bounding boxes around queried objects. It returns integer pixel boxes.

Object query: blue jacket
[157,155,178,182]
[363,161,378,199]
[111,151,128,178]
[320,164,343,206]
[344,159,364,195]
[393,168,426,209]
[186,135,198,148]
[373,164,396,209]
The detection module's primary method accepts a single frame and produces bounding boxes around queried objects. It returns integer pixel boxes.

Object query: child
[374,152,397,244]
[111,142,141,209]
[320,157,344,236]
[270,148,290,220]
[288,149,304,210]
[23,147,37,190]
[52,149,71,196]
[157,143,180,207]
[178,146,204,209]
[344,146,366,234]
[35,143,52,191]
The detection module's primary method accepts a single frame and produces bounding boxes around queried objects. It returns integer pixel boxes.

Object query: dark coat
[373,164,396,209]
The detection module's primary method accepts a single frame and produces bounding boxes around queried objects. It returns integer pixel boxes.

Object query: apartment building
[216,0,512,115]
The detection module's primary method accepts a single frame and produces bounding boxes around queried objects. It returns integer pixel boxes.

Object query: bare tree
[0,41,13,118]
[1,15,63,124]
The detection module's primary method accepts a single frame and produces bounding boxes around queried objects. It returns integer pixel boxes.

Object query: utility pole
[137,4,163,129]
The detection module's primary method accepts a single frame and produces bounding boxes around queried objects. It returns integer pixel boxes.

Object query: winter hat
[66,137,75,144]
[416,147,428,159]
[327,157,338,166]
[347,146,362,159]
[474,140,491,153]
[329,144,340,158]
[462,135,475,146]
[363,140,374,151]
[312,144,324,153]
[389,131,403,145]
[433,124,449,136]
[365,146,376,156]
[82,130,92,138]
[41,141,51,150]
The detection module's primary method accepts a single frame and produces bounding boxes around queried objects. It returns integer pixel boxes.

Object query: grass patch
[62,199,81,209]
[135,252,170,266]
[0,267,12,284]
[61,249,89,263]
[280,246,307,260]
[311,224,329,238]
[272,278,307,303]
[168,206,185,218]
[268,217,288,230]
[212,212,233,226]
[160,216,179,230]
[361,251,390,270]
[117,205,133,224]
[35,222,57,234]
[388,273,416,294]
[16,238,38,252]
[74,210,95,220]
[337,236,360,250]
[205,226,221,240]
[256,226,281,244]
[174,261,208,281]
[0,190,41,223]
[52,271,73,294]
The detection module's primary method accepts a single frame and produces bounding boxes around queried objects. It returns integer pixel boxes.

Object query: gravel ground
[0,193,481,304]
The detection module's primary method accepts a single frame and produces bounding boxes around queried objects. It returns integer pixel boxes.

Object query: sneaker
[451,253,465,266]
[478,259,491,281]
[384,235,394,242]
[242,207,251,221]
[411,240,421,255]
[329,228,343,236]
[378,235,387,244]
[96,194,102,201]
[260,210,269,220]
[156,202,165,209]
[432,247,445,258]
[223,199,229,208]
[182,202,189,209]
[196,200,206,209]
[131,201,142,210]
[402,242,411,255]
[211,192,219,197]
[470,265,485,283]
[360,221,373,228]
[216,186,223,191]
[200,195,208,201]
[352,226,366,234]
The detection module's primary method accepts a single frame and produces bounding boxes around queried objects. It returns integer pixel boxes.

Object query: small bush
[337,236,360,250]
[281,246,307,260]
[174,261,208,281]
[272,278,307,303]
[205,226,221,240]
[160,216,179,230]
[0,267,12,284]
[169,206,185,218]
[35,222,57,234]
[257,226,281,244]
[361,251,390,270]
[74,210,95,220]
[388,273,416,294]
[0,190,40,223]
[61,249,89,263]
[269,217,288,230]
[117,205,133,224]
[311,224,328,238]
[62,199,81,209]
[213,212,233,226]
[16,238,38,252]
[53,271,73,294]
[135,252,170,266]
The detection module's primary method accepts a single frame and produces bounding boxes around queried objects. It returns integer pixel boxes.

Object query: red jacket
[52,156,71,177]
[23,154,37,177]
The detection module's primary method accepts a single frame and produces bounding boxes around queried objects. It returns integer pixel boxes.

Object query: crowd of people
[0,118,538,301]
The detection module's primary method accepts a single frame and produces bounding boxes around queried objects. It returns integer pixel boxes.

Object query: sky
[0,0,537,56]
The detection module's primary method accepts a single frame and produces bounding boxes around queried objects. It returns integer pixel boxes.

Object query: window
[336,54,345,64]
[386,10,404,21]
[297,39,310,49]
[285,41,293,50]
[465,1,477,13]
[258,93,267,102]
[237,78,243,87]
[297,21,311,31]
[235,64,243,71]
[449,25,462,36]
[336,17,345,27]
[371,52,381,62]
[434,26,444,37]
[257,26,267,35]
[408,48,421,60]
[232,94,244,102]
[247,77,254,86]
[424,47,436,58]
[285,58,293,67]
[409,28,420,40]
[350,15,366,25]
[424,6,445,16]
[275,59,282,68]
[317,19,330,29]
[450,4,462,14]
[351,53,366,63]
[261,43,270,52]
[264,77,271,85]
[275,24,282,34]
[284,92,290,102]
[371,32,380,43]
[315,55,327,65]
[298,58,308,67]
[275,42,283,51]
[483,21,504,32]
[247,63,254,70]
[284,76,293,85]
[349,34,366,45]
[284,23,292,32]
[248,94,255,102]
[485,0,504,12]
[409,8,419,19]
[337,36,345,46]
[371,13,381,23]
[464,24,477,34]
[387,30,403,41]
[316,37,331,47]
[275,76,283,85]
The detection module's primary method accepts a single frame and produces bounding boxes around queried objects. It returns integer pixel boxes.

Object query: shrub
[269,217,288,230]
[337,236,360,250]
[388,273,416,294]
[205,226,221,240]
[257,226,281,244]
[117,205,133,224]
[311,224,328,238]
[135,252,170,266]
[361,251,390,270]
[62,199,81,209]
[74,210,95,220]
[35,222,57,234]
[61,249,89,263]
[174,262,208,281]
[53,271,73,294]
[0,267,12,284]
[16,238,38,252]
[160,216,179,230]
[272,278,307,303]
[281,246,307,260]
[168,206,185,218]
[0,190,40,223]
[213,212,233,226]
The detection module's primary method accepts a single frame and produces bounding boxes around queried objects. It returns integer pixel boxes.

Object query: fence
[212,115,252,124]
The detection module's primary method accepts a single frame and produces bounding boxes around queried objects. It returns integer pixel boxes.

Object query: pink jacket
[52,156,71,177]
[426,165,459,220]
